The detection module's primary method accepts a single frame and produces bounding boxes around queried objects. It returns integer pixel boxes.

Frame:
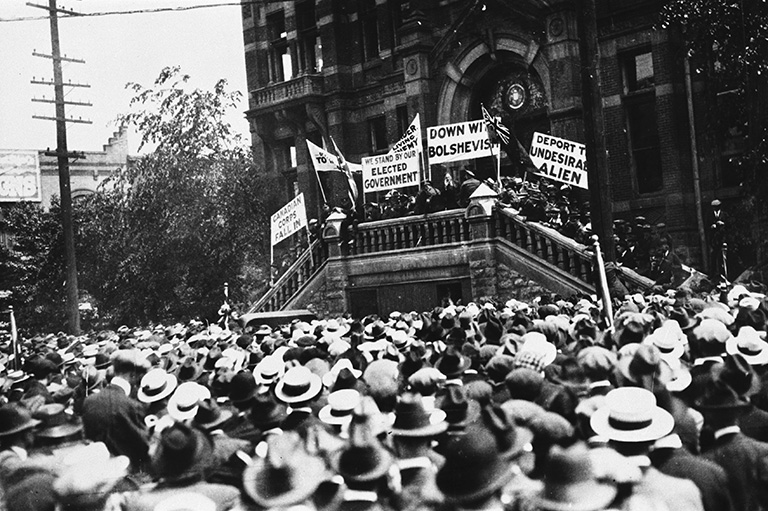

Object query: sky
[0,0,250,154]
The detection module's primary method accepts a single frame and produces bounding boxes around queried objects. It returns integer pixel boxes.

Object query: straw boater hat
[168,382,210,422]
[319,389,361,426]
[275,366,323,404]
[137,368,177,403]
[644,326,685,362]
[590,387,674,443]
[518,332,558,366]
[253,356,285,387]
[726,326,768,366]
[529,442,618,511]
[242,432,328,508]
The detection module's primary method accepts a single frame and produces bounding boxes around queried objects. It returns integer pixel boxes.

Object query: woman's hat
[0,404,41,436]
[174,356,204,383]
[435,346,472,378]
[242,432,328,508]
[274,366,322,404]
[319,389,361,426]
[390,392,448,437]
[726,326,768,366]
[193,398,233,431]
[436,424,515,503]
[33,403,82,439]
[151,422,214,481]
[529,442,618,511]
[168,382,210,422]
[137,368,177,403]
[590,387,674,442]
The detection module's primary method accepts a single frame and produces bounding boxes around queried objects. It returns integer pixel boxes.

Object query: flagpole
[270,243,275,286]
[496,145,502,188]
[312,164,329,207]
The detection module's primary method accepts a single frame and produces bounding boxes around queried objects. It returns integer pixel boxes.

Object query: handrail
[494,206,597,284]
[249,239,328,313]
[351,209,469,255]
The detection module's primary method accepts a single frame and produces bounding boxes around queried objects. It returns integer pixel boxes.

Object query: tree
[76,66,278,325]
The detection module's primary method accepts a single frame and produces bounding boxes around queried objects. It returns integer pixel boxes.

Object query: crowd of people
[3,282,768,510]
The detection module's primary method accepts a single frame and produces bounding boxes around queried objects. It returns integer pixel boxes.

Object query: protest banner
[0,150,41,202]
[391,113,422,154]
[529,132,588,189]
[362,148,420,193]
[271,193,308,246]
[426,119,499,165]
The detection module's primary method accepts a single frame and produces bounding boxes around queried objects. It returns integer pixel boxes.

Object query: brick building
[241,0,746,273]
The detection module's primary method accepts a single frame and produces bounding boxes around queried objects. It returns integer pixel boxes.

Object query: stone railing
[494,206,596,284]
[250,74,324,108]
[250,239,328,312]
[351,209,469,255]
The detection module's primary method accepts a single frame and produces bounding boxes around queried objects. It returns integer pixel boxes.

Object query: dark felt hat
[33,403,82,439]
[695,377,751,411]
[435,346,472,378]
[194,397,233,431]
[0,404,41,437]
[228,370,259,405]
[480,403,534,461]
[436,424,515,503]
[715,354,762,397]
[151,423,214,481]
[440,386,481,430]
[250,393,288,430]
[391,392,448,437]
[175,356,204,382]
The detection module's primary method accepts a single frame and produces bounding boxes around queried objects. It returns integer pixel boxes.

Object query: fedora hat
[480,403,534,461]
[519,332,558,366]
[228,370,259,405]
[616,344,672,389]
[333,401,394,482]
[242,432,328,508]
[436,424,515,503]
[714,354,761,397]
[435,346,472,379]
[590,387,674,442]
[137,368,177,403]
[194,398,233,431]
[391,392,448,437]
[530,442,618,511]
[695,377,751,410]
[33,403,82,439]
[275,366,322,404]
[250,393,288,430]
[319,389,361,426]
[322,358,362,389]
[168,382,210,422]
[440,386,481,431]
[151,422,213,481]
[726,326,768,366]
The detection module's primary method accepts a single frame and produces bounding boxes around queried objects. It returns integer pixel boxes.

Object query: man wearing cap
[82,349,151,472]
[0,404,40,486]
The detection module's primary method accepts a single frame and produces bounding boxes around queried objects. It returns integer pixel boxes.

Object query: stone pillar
[321,210,349,314]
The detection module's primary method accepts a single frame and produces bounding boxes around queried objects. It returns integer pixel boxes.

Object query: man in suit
[697,377,768,511]
[82,349,151,472]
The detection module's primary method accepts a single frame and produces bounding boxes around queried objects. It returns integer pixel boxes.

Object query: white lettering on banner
[270,193,308,246]
[0,150,41,202]
[528,132,589,190]
[426,120,499,165]
[362,148,420,193]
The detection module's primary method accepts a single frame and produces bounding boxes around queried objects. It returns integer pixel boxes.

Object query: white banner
[391,114,422,154]
[529,132,588,189]
[307,140,343,172]
[362,148,420,193]
[426,119,499,165]
[271,193,308,246]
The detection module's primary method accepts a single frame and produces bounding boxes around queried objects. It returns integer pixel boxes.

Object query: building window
[360,0,379,61]
[368,116,388,153]
[296,2,322,73]
[622,49,661,194]
[267,11,292,82]
[388,0,408,48]
[623,50,654,93]
[242,2,251,19]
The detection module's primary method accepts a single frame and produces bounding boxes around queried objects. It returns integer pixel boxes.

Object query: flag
[331,137,360,209]
[307,140,344,173]
[481,104,510,146]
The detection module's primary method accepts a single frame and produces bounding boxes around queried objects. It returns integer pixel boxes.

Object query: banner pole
[496,145,502,188]
[9,307,19,371]
[270,242,274,286]
[313,166,329,207]
[592,235,614,331]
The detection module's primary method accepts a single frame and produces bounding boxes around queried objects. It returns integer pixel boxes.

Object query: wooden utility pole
[29,0,91,334]
[577,0,615,261]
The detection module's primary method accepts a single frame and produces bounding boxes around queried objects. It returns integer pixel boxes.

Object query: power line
[0,1,278,22]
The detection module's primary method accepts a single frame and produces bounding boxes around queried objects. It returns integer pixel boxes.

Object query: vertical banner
[271,193,308,246]
[391,114,422,153]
